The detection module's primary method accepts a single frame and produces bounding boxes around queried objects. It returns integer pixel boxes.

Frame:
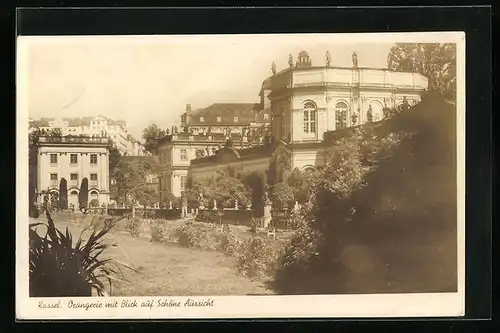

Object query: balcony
[38,136,109,145]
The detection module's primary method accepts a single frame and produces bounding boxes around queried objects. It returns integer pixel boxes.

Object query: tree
[142,123,166,154]
[58,178,68,210]
[107,139,121,174]
[48,128,63,137]
[242,171,267,216]
[387,43,456,100]
[78,178,89,210]
[270,182,294,209]
[110,159,156,217]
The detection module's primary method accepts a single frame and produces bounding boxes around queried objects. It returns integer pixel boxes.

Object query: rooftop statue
[288,54,294,67]
[271,62,276,75]
[326,51,331,67]
[352,52,358,67]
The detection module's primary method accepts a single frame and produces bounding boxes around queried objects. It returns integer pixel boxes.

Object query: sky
[21,34,398,139]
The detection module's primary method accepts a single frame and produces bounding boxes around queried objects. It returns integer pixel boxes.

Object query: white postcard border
[16,31,466,320]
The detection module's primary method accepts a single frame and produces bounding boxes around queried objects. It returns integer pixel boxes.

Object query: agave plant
[29,210,139,297]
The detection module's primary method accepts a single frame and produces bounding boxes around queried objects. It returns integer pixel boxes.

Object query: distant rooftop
[186,103,264,126]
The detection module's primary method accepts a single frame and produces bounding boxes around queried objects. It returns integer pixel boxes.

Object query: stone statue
[213,199,217,210]
[234,199,238,210]
[352,52,358,67]
[168,201,173,210]
[367,105,373,123]
[288,54,294,67]
[271,62,276,75]
[326,51,331,67]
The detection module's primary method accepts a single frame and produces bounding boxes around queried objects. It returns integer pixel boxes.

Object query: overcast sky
[22,34,398,139]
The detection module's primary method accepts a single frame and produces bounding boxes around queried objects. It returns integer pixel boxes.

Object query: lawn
[30,212,276,296]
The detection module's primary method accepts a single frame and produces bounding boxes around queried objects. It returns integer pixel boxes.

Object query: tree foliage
[107,139,121,174]
[58,178,68,210]
[142,123,166,154]
[78,178,89,209]
[387,43,456,99]
[270,182,294,209]
[110,159,156,208]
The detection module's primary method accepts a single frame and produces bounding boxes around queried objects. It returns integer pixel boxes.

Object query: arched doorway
[89,190,99,207]
[367,100,384,122]
[335,101,349,129]
[69,190,79,210]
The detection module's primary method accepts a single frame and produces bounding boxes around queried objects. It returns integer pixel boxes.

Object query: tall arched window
[303,102,316,133]
[335,102,349,129]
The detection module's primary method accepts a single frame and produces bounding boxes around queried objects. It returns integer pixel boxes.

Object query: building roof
[186,103,262,126]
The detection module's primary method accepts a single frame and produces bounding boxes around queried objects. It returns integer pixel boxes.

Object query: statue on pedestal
[213,199,217,210]
[288,54,294,67]
[326,51,331,67]
[352,52,358,67]
[169,201,173,210]
[234,199,238,210]
[271,62,276,75]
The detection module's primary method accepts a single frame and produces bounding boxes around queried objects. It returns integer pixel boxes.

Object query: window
[335,102,349,129]
[90,154,98,164]
[180,176,187,190]
[234,117,238,123]
[50,173,58,181]
[199,117,204,123]
[216,117,221,122]
[49,154,58,164]
[90,173,98,181]
[303,102,317,133]
[180,148,187,161]
[70,154,78,164]
[70,173,78,185]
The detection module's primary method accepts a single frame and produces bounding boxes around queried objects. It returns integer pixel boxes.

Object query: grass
[30,212,275,296]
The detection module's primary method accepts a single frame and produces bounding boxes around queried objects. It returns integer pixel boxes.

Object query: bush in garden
[150,219,167,242]
[89,199,100,208]
[29,210,137,297]
[174,221,204,248]
[126,217,142,238]
[235,234,280,279]
[29,203,40,218]
[216,225,238,256]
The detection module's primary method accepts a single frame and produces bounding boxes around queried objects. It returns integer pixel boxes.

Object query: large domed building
[188,50,429,184]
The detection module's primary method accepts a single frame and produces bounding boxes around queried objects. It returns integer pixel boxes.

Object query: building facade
[36,135,111,208]
[189,50,428,182]
[156,103,271,199]
[30,115,146,156]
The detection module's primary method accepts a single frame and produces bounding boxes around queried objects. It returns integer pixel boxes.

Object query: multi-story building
[29,115,145,156]
[35,135,111,208]
[156,103,271,199]
[189,50,428,182]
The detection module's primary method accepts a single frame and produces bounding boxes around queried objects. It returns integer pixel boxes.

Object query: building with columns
[35,135,110,208]
[189,50,428,182]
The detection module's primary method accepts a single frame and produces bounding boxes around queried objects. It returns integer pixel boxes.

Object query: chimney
[186,104,192,113]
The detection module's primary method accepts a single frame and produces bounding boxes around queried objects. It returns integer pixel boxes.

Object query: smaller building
[35,135,111,208]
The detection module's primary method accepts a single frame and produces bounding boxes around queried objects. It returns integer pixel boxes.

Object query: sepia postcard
[16,31,465,320]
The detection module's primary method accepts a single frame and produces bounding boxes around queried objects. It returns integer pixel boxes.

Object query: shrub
[216,225,238,256]
[126,217,143,238]
[79,178,89,209]
[175,221,204,248]
[89,199,100,208]
[235,234,280,279]
[29,210,137,297]
[150,219,174,243]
